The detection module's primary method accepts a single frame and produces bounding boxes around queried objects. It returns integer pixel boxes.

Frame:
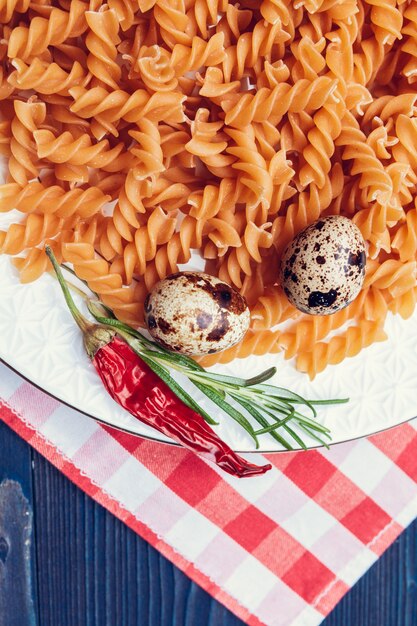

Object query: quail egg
[144,272,250,355]
[280,216,366,315]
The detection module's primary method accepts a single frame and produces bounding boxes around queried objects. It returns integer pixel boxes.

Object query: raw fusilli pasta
[2,0,417,379]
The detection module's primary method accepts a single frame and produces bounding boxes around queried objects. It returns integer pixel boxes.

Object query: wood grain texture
[0,480,36,626]
[1,419,417,626]
[0,421,38,626]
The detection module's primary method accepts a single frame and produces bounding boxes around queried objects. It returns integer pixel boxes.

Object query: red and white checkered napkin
[2,362,417,626]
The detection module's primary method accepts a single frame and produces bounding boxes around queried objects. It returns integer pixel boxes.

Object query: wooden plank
[0,421,38,626]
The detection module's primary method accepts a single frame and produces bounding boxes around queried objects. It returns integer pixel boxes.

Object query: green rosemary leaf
[190,378,226,401]
[256,396,327,432]
[229,394,268,423]
[194,384,259,448]
[252,385,317,417]
[298,424,331,449]
[282,423,308,450]
[266,407,331,441]
[187,371,243,389]
[293,415,331,435]
[244,368,277,386]
[186,366,276,389]
[140,348,208,374]
[259,429,293,451]
[305,398,349,405]
[253,414,295,435]
[259,405,327,449]
[230,395,294,450]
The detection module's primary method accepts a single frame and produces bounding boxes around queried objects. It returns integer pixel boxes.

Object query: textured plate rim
[2,356,415,455]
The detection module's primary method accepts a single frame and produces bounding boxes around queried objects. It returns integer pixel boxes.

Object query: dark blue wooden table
[1,419,417,626]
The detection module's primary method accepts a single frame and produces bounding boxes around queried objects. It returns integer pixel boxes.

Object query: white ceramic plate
[2,239,417,451]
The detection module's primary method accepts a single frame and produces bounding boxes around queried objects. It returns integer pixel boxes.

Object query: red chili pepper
[93,336,271,477]
[46,246,271,478]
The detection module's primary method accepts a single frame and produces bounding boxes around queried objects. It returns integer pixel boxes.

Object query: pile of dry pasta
[1,0,417,378]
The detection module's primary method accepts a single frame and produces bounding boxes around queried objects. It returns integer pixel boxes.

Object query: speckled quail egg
[144,272,250,355]
[280,216,366,315]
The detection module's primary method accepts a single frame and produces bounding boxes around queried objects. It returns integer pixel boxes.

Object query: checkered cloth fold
[2,362,417,626]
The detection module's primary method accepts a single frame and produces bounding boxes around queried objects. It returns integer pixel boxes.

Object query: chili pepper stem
[45,246,115,358]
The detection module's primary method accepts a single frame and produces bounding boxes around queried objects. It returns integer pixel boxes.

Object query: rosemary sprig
[56,274,348,450]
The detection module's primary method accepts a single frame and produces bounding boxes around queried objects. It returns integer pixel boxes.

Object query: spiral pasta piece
[188,178,240,221]
[0,65,13,100]
[9,100,46,186]
[291,36,326,82]
[33,129,132,172]
[0,213,73,255]
[260,0,292,28]
[198,329,282,367]
[13,212,101,283]
[138,215,204,289]
[221,21,288,82]
[251,285,298,330]
[85,8,121,90]
[97,175,155,259]
[123,208,176,281]
[336,111,393,205]
[268,149,297,214]
[202,213,241,256]
[69,86,186,135]
[402,5,417,83]
[251,121,280,160]
[222,76,338,127]
[226,127,273,215]
[0,181,110,218]
[215,4,252,46]
[279,289,369,360]
[392,208,417,262]
[392,114,417,171]
[107,0,138,31]
[216,221,274,289]
[271,165,344,254]
[198,66,240,99]
[186,108,226,156]
[12,241,64,283]
[353,38,385,86]
[299,102,343,189]
[296,321,387,379]
[142,176,191,212]
[170,32,225,76]
[191,0,228,38]
[366,0,403,46]
[364,259,417,298]
[134,45,177,92]
[388,286,417,319]
[129,119,164,181]
[363,95,417,127]
[0,0,29,23]
[8,58,90,95]
[153,0,192,48]
[0,119,11,155]
[366,124,398,161]
[62,242,147,325]
[8,0,87,60]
